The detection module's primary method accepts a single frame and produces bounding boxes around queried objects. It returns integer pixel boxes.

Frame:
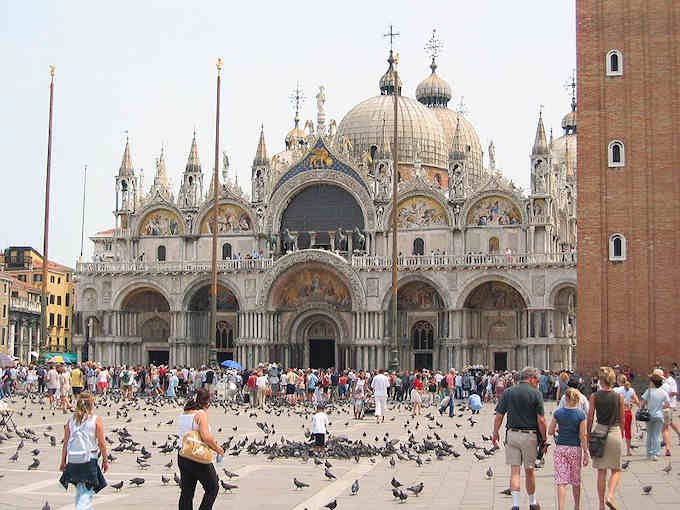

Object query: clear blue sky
[0,0,575,266]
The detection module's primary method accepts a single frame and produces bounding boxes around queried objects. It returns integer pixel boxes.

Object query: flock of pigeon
[0,392,675,509]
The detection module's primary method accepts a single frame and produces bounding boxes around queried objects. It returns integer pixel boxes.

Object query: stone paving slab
[0,396,679,509]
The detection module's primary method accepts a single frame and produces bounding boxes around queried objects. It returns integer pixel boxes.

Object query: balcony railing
[76,258,274,275]
[351,252,577,270]
[9,298,41,314]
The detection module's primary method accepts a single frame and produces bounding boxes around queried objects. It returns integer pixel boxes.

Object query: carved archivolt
[257,249,366,309]
[283,303,351,345]
[265,171,376,233]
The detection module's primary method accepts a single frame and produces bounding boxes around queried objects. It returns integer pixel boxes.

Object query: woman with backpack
[59,393,108,509]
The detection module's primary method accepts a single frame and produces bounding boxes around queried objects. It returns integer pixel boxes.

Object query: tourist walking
[178,389,224,510]
[640,370,669,460]
[352,373,365,419]
[371,368,390,424]
[613,374,639,456]
[660,367,680,456]
[58,392,108,509]
[492,366,546,510]
[439,369,456,417]
[410,373,423,416]
[549,388,588,510]
[586,366,624,510]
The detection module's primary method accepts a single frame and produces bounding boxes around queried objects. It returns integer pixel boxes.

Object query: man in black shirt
[492,366,546,510]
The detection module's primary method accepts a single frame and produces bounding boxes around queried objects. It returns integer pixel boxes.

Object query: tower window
[606,50,623,76]
[608,140,625,167]
[609,233,627,261]
[413,238,425,256]
[157,245,166,262]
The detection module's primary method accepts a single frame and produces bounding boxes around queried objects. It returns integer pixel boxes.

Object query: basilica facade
[72,46,578,373]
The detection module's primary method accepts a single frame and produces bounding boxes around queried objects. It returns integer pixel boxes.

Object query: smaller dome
[561,110,577,133]
[379,52,402,95]
[285,125,306,150]
[416,62,452,107]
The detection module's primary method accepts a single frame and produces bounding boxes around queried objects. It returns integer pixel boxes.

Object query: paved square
[1,396,679,510]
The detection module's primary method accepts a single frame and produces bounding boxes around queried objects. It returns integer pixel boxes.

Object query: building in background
[73,38,577,371]
[577,1,680,375]
[0,272,41,359]
[0,247,75,354]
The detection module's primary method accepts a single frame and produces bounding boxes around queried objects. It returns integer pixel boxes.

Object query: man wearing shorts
[493,366,546,510]
[311,403,329,454]
[70,364,83,396]
[371,368,390,424]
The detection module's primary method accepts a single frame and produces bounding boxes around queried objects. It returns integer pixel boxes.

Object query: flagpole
[210,58,223,366]
[41,66,55,356]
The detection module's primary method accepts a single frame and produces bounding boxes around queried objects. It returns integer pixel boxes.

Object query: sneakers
[652,455,659,461]
[529,505,541,510]
[511,507,519,510]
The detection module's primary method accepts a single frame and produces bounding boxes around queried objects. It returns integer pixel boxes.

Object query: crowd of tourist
[2,357,680,510]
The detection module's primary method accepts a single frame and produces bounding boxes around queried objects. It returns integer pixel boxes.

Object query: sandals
[605,500,618,510]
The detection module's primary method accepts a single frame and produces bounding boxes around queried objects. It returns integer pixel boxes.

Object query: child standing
[311,403,329,454]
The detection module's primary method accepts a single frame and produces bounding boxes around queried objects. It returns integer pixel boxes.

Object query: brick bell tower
[577,1,680,375]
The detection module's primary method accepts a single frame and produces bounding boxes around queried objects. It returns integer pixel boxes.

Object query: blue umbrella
[220,360,242,370]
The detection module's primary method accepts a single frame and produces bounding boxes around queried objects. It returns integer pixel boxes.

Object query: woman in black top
[587,367,624,510]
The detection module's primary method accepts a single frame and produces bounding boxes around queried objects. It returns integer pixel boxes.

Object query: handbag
[588,392,619,458]
[636,408,650,422]
[179,430,215,464]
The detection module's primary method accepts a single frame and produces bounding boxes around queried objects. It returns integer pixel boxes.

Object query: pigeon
[389,457,396,468]
[223,469,239,479]
[398,490,408,502]
[161,475,170,485]
[500,488,512,496]
[174,473,181,485]
[407,482,423,496]
[486,467,493,479]
[663,462,672,474]
[293,478,309,489]
[324,469,336,480]
[111,481,124,491]
[323,500,337,510]
[31,449,40,456]
[220,481,238,492]
[129,478,145,486]
[391,477,403,488]
[622,460,630,470]
[642,485,652,495]
[351,479,359,495]
[164,459,173,469]
[28,458,40,470]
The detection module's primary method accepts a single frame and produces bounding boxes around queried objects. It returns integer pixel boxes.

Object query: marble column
[363,347,369,371]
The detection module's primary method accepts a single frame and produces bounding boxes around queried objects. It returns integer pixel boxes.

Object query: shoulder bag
[588,392,618,458]
[179,412,215,464]
[636,408,650,422]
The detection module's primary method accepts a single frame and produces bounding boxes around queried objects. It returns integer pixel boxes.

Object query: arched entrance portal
[121,287,171,365]
[188,284,239,362]
[390,280,445,371]
[299,315,338,369]
[463,281,527,370]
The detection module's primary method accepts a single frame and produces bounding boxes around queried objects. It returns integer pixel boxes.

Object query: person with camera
[586,366,624,510]
[492,366,546,510]
[640,369,670,460]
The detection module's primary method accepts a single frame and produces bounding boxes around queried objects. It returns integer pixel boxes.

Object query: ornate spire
[316,86,327,135]
[488,140,496,170]
[185,130,201,173]
[532,109,549,155]
[149,145,172,200]
[253,125,268,166]
[450,118,466,160]
[118,135,134,176]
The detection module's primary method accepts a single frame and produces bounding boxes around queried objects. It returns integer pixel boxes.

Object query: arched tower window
[157,245,166,262]
[609,233,627,261]
[413,238,425,256]
[606,49,623,76]
[222,242,232,260]
[608,140,625,167]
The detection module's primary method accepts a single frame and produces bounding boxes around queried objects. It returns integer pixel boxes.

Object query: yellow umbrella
[49,356,67,364]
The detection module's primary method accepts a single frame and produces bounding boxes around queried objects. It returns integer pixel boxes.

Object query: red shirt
[340,376,347,385]
[247,375,257,388]
[413,379,423,390]
[446,373,455,389]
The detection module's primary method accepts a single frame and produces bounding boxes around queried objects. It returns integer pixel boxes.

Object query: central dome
[336,95,449,169]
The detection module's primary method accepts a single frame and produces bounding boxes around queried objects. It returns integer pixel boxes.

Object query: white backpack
[67,417,94,464]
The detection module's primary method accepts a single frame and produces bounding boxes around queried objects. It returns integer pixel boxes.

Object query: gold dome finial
[49,65,56,77]
[216,58,223,73]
